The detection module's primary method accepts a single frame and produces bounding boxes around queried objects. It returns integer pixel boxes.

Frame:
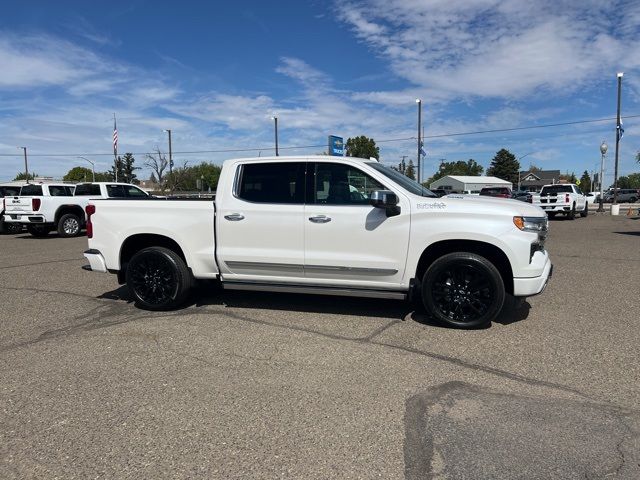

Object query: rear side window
[20,185,43,196]
[0,186,21,197]
[106,185,126,197]
[48,185,74,196]
[237,162,305,204]
[74,184,101,196]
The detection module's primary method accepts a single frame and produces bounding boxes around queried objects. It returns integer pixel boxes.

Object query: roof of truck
[222,155,376,166]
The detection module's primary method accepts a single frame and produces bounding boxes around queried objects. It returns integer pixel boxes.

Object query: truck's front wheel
[126,247,192,310]
[422,252,505,328]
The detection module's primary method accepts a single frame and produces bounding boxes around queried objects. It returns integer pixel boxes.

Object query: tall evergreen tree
[486,149,519,184]
[579,170,592,191]
[405,160,416,180]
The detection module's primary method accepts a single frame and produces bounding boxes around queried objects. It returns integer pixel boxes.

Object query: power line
[0,114,637,158]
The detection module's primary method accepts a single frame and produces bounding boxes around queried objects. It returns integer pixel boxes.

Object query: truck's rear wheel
[422,252,505,328]
[568,203,576,220]
[58,213,81,237]
[126,247,192,310]
[27,225,51,237]
[580,202,588,217]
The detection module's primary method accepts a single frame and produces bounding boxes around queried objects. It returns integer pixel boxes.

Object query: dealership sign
[328,135,344,156]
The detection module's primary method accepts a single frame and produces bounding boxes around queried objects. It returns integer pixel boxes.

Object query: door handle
[224,213,245,221]
[309,215,331,223]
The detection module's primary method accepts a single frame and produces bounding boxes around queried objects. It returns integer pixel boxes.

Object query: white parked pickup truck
[3,182,149,237]
[83,156,552,328]
[1,182,26,234]
[531,184,588,219]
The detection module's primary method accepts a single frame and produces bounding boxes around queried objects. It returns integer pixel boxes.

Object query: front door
[216,161,306,282]
[304,161,411,289]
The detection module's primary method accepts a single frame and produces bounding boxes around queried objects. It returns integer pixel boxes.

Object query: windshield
[367,163,437,197]
[541,185,572,194]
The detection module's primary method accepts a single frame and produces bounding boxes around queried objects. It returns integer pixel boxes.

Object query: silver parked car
[603,189,639,203]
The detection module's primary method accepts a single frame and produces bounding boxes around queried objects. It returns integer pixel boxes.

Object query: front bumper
[513,254,553,297]
[83,249,107,273]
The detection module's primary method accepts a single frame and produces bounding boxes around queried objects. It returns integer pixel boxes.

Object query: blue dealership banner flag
[328,135,344,156]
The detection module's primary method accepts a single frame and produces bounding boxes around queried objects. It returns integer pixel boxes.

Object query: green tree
[425,159,484,186]
[486,149,519,184]
[166,161,222,192]
[14,172,38,181]
[579,170,592,191]
[64,166,93,182]
[405,160,416,180]
[617,173,640,189]
[120,153,139,184]
[345,136,379,160]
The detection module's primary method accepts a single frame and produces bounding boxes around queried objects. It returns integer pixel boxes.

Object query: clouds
[336,0,640,100]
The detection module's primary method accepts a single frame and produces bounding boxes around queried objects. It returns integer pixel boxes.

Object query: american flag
[113,116,118,155]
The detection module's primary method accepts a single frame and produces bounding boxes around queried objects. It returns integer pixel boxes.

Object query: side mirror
[369,190,401,217]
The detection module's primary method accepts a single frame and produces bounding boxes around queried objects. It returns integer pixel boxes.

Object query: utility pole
[18,147,29,183]
[113,113,118,182]
[163,129,173,192]
[416,99,422,183]
[271,116,279,156]
[613,72,623,205]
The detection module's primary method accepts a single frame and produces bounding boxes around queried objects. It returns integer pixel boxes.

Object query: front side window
[106,185,127,197]
[237,162,305,204]
[312,163,385,205]
[125,186,148,197]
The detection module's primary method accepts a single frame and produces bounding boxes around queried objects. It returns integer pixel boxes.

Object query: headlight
[513,216,548,234]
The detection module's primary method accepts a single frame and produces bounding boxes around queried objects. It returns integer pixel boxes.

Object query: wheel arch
[119,234,188,284]
[415,239,514,295]
[55,205,86,225]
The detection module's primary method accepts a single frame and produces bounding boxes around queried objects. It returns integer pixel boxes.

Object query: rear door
[303,161,410,288]
[216,161,306,281]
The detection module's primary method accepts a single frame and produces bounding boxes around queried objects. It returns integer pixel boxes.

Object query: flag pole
[113,113,119,182]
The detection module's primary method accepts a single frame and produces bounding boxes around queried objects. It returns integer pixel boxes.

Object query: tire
[630,197,637,203]
[126,247,192,310]
[27,224,51,237]
[580,202,588,217]
[57,213,81,238]
[568,203,576,220]
[421,252,505,328]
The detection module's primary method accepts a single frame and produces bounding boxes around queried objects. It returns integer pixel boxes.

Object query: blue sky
[1,0,639,186]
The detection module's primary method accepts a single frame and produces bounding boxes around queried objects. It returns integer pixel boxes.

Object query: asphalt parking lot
[1,214,639,479]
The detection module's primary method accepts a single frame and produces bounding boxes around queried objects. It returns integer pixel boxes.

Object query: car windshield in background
[368,162,437,197]
[541,185,572,194]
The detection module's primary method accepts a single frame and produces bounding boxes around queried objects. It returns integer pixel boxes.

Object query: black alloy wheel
[126,247,192,310]
[422,252,505,328]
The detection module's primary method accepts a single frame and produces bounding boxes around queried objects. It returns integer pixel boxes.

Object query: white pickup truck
[83,156,552,328]
[3,182,149,237]
[0,182,27,234]
[531,184,588,219]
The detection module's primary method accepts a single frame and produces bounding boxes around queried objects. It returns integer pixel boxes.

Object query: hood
[412,193,546,217]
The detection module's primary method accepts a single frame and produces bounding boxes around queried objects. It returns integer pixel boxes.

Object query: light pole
[516,152,533,191]
[598,140,608,212]
[163,129,173,192]
[613,72,623,205]
[78,157,95,182]
[416,99,422,183]
[271,116,279,156]
[17,147,29,183]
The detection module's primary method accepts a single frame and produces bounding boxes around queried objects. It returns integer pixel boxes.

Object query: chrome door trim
[305,265,398,276]
[309,215,331,223]
[224,213,245,221]
[225,261,304,273]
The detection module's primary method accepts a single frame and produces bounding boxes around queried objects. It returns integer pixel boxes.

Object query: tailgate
[4,197,36,215]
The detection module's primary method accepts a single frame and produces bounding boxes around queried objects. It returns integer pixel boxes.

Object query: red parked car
[479,186,512,198]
